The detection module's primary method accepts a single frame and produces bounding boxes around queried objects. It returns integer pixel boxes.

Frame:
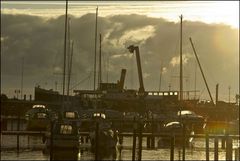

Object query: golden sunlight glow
[2,1,239,29]
[148,1,239,29]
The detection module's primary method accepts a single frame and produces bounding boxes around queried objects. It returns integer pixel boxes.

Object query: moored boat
[25,104,57,131]
[157,121,194,148]
[42,119,79,155]
[89,112,119,160]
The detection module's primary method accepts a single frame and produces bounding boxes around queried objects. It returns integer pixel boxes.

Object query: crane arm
[127,45,145,94]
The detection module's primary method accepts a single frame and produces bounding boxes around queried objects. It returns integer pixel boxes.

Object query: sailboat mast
[98,33,102,89]
[93,7,98,91]
[67,17,71,97]
[159,63,163,92]
[194,60,197,100]
[21,57,24,99]
[67,41,74,96]
[189,37,214,104]
[179,15,183,101]
[62,0,68,110]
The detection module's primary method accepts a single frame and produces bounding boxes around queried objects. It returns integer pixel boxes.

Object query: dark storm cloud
[1,13,238,100]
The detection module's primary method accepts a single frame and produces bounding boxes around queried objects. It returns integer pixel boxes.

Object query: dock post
[226,135,233,160]
[27,135,30,149]
[17,115,20,153]
[214,136,219,161]
[50,120,53,161]
[95,121,99,161]
[151,117,155,149]
[221,134,226,149]
[132,118,137,161]
[182,123,186,161]
[170,134,175,161]
[147,137,150,149]
[138,122,142,161]
[205,132,209,161]
[234,147,239,161]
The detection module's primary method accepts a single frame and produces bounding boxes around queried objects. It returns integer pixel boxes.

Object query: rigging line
[69,74,91,90]
[69,72,92,90]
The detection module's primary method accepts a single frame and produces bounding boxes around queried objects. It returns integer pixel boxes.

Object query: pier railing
[1,117,239,161]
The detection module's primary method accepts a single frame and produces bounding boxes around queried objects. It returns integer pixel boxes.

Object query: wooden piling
[226,135,233,160]
[17,115,20,153]
[214,137,219,161]
[205,132,209,161]
[147,137,150,149]
[182,123,186,161]
[221,137,226,149]
[234,148,239,161]
[151,116,155,149]
[50,121,53,161]
[170,135,175,161]
[95,122,99,161]
[138,122,142,161]
[132,118,137,161]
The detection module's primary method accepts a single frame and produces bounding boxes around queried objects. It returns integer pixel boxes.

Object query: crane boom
[127,45,145,95]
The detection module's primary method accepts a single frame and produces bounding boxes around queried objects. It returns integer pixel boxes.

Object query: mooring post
[221,135,226,149]
[132,117,137,161]
[138,122,142,161]
[214,136,219,161]
[50,120,53,161]
[178,149,181,161]
[182,123,186,161]
[17,115,20,153]
[226,135,233,160]
[205,132,209,161]
[170,134,175,161]
[147,136,150,149]
[151,116,155,149]
[95,121,99,161]
[234,147,239,161]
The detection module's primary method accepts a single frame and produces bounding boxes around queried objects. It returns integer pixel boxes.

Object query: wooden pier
[1,116,239,160]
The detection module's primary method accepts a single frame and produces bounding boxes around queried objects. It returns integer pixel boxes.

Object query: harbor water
[1,135,239,160]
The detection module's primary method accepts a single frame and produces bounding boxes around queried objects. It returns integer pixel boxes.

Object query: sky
[1,1,239,102]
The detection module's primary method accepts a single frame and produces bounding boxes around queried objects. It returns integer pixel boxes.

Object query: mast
[68,41,74,94]
[179,15,183,101]
[189,37,214,104]
[62,0,68,110]
[106,53,109,83]
[98,33,102,89]
[21,57,24,100]
[194,60,197,100]
[67,17,71,97]
[159,63,163,91]
[93,7,98,91]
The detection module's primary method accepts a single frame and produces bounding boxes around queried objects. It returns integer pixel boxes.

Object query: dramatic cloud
[1,13,239,101]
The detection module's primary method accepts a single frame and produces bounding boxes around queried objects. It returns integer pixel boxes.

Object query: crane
[127,45,145,95]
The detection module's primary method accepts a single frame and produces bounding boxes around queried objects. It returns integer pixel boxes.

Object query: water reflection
[51,149,79,160]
